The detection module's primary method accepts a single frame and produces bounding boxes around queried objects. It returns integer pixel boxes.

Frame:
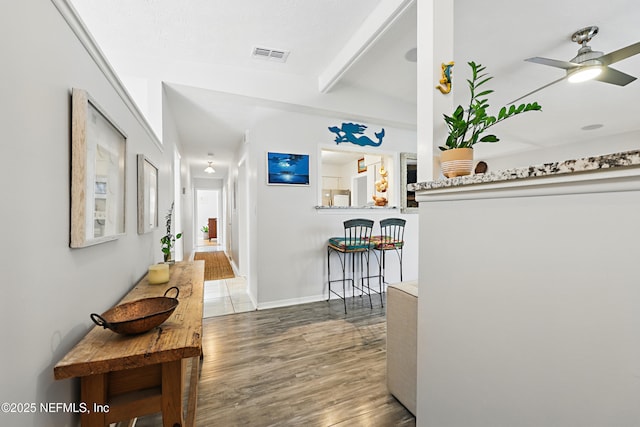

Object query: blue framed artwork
[267,152,310,185]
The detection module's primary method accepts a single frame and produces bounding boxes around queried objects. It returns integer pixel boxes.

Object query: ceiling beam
[318,0,415,94]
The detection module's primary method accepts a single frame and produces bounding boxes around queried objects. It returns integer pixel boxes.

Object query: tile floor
[203,276,256,318]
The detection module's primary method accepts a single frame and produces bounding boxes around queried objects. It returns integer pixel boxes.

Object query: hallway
[193,238,256,318]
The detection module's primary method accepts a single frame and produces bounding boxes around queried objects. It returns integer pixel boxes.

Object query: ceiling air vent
[252,46,290,63]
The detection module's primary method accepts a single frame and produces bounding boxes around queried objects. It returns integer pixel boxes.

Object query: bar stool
[327,218,375,313]
[372,218,406,284]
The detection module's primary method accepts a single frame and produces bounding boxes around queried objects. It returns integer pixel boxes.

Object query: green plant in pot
[161,202,182,263]
[201,225,209,240]
[440,61,542,178]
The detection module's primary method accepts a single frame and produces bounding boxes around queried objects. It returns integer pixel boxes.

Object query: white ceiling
[69,0,640,178]
[453,0,640,159]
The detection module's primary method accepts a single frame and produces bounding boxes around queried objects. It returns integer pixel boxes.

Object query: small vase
[440,148,473,178]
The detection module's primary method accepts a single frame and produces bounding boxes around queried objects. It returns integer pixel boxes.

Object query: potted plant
[440,61,542,177]
[160,202,182,263]
[201,225,209,240]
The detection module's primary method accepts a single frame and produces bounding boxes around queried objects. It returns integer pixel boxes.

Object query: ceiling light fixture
[204,161,215,174]
[567,64,602,83]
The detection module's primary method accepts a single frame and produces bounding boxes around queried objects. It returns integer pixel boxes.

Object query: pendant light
[204,161,215,174]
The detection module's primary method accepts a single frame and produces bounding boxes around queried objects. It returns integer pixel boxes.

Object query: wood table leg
[185,356,200,427]
[161,359,184,427]
[80,373,107,427]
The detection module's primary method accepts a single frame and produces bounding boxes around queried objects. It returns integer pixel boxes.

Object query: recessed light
[581,124,603,131]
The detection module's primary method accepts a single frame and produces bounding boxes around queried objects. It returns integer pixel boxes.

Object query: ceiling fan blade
[598,41,640,65]
[508,76,566,105]
[525,57,580,70]
[593,66,637,86]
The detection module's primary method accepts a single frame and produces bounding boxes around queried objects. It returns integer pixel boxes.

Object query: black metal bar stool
[372,218,406,286]
[327,218,374,313]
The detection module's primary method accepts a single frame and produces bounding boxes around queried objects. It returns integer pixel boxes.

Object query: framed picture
[357,157,367,173]
[70,88,127,248]
[137,154,159,234]
[267,152,310,185]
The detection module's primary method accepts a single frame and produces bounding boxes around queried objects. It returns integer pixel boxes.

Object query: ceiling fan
[511,26,640,103]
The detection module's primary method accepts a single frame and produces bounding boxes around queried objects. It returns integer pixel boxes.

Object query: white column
[417,0,454,425]
[416,0,454,182]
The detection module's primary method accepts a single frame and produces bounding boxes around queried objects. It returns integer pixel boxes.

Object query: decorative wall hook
[436,61,455,94]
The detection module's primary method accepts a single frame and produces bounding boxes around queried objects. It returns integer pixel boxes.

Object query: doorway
[195,189,222,251]
[352,174,368,207]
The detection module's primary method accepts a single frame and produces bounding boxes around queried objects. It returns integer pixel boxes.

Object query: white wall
[247,110,419,308]
[228,159,241,270]
[417,187,640,426]
[0,3,178,425]
[481,129,640,171]
[417,1,640,424]
[163,97,190,261]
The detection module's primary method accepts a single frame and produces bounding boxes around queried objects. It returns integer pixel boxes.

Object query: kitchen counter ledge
[409,150,640,201]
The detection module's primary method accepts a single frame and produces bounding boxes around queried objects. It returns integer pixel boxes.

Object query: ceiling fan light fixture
[568,65,602,83]
[204,161,215,174]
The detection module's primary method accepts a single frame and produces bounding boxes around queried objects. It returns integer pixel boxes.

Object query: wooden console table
[54,261,204,427]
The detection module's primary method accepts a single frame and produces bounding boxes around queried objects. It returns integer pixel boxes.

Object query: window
[320,148,395,207]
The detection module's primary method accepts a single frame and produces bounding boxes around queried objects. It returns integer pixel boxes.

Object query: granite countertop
[315,205,398,209]
[409,150,640,192]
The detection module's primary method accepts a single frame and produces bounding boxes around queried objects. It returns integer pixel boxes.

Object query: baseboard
[229,259,240,276]
[256,284,390,310]
[257,294,327,310]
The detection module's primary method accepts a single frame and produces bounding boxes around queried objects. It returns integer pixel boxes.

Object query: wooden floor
[135,296,415,426]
